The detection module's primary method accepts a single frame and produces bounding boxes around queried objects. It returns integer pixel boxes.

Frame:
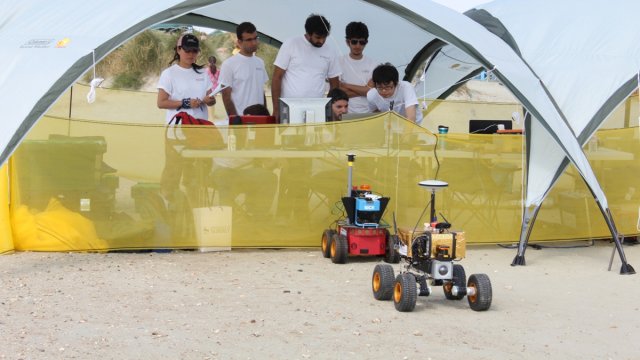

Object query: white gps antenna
[511,111,521,124]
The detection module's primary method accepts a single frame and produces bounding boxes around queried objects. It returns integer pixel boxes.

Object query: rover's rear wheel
[443,264,466,300]
[384,233,401,264]
[321,229,335,258]
[330,234,348,264]
[468,273,492,311]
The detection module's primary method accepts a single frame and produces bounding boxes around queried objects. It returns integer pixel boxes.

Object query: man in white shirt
[338,22,377,114]
[219,22,269,117]
[367,63,423,125]
[271,14,341,122]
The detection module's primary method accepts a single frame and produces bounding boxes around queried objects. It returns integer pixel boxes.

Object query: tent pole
[68,85,73,119]
[512,205,541,266]
[601,207,635,274]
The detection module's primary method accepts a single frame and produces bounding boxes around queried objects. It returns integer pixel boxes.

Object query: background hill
[85,29,516,104]
[86,29,278,92]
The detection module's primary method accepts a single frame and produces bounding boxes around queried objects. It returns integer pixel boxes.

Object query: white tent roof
[474,0,640,208]
[424,0,640,206]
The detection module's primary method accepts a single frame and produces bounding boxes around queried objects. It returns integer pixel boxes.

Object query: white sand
[1,242,639,359]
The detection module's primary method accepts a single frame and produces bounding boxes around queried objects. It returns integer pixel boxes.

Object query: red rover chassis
[321,154,399,264]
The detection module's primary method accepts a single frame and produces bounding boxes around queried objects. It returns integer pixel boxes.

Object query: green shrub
[112,71,144,89]
[91,29,279,90]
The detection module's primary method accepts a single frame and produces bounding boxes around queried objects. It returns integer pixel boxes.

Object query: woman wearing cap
[157,33,217,203]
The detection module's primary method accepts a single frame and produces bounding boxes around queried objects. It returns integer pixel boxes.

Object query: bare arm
[405,104,417,123]
[204,89,216,107]
[328,76,339,91]
[221,87,237,116]
[271,66,285,122]
[157,89,181,110]
[340,81,371,97]
[339,82,360,98]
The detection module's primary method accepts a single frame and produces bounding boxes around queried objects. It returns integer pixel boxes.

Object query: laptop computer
[341,112,379,121]
[468,119,512,134]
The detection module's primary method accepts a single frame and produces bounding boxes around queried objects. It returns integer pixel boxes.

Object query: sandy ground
[1,241,640,359]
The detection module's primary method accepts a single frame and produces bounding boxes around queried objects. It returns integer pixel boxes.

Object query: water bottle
[438,125,448,150]
[228,134,236,151]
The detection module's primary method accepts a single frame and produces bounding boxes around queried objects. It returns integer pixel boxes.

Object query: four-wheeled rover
[321,154,400,264]
[372,180,492,312]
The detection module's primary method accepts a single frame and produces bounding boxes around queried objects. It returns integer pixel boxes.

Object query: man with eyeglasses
[219,22,269,117]
[367,63,423,124]
[338,22,377,114]
[271,14,341,122]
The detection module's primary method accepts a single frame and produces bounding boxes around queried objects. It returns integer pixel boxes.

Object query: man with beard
[327,88,349,121]
[271,14,341,122]
[219,22,269,117]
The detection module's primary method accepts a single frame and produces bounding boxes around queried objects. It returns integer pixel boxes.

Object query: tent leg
[602,208,635,275]
[511,206,540,266]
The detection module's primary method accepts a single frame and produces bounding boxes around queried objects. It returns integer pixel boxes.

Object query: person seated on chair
[243,103,270,116]
[209,104,278,219]
[327,88,349,121]
[302,89,349,205]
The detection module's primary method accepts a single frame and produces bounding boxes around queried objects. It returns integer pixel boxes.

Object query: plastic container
[227,134,236,151]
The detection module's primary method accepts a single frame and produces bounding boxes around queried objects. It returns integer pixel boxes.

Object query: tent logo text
[20,39,54,49]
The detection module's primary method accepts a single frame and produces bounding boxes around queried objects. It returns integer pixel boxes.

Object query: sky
[431,0,490,12]
[195,1,491,33]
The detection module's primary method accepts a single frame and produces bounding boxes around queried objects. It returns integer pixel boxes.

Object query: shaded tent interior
[0,0,639,273]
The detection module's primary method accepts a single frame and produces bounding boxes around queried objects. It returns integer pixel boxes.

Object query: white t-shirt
[218,53,268,115]
[367,81,423,125]
[157,64,212,123]
[274,35,341,98]
[339,54,377,113]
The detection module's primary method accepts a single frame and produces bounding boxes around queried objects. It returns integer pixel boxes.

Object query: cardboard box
[193,206,232,252]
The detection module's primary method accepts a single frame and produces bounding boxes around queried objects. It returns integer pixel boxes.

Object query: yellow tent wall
[5,85,639,252]
[0,162,14,253]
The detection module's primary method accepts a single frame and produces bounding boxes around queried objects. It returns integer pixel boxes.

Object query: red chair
[242,115,276,124]
[229,115,277,125]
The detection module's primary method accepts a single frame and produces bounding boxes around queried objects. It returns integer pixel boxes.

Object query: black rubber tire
[330,234,348,264]
[372,264,395,300]
[321,229,335,258]
[443,264,466,300]
[467,273,492,311]
[384,233,401,264]
[393,273,417,312]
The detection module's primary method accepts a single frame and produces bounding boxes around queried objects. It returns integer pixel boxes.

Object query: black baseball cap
[177,33,199,51]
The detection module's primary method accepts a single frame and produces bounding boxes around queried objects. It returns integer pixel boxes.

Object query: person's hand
[190,98,203,108]
[205,94,216,106]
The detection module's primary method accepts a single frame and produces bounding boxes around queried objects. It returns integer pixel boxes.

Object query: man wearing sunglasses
[219,22,269,118]
[338,22,377,114]
[271,14,341,122]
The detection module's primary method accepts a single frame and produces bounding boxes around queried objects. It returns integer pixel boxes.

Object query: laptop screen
[468,120,512,134]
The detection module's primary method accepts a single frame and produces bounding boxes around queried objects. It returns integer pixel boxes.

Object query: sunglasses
[349,39,368,46]
[180,47,200,54]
